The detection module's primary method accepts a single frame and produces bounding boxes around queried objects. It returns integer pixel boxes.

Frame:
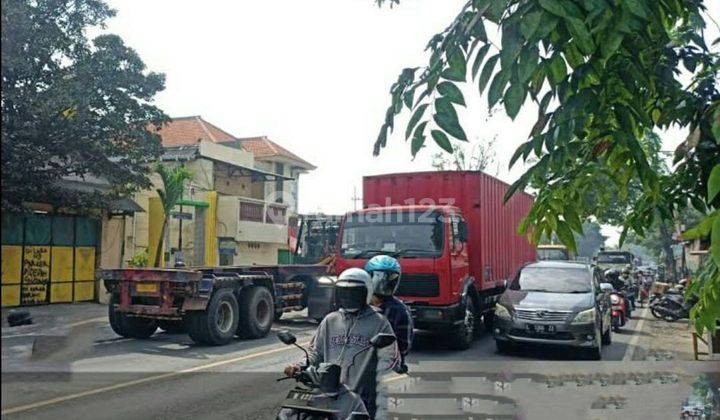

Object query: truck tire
[483,312,494,332]
[449,297,475,350]
[237,286,274,339]
[186,288,239,346]
[108,295,158,339]
[274,308,284,322]
[158,320,186,334]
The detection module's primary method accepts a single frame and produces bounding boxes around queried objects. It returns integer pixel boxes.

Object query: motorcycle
[275,330,395,420]
[650,293,697,322]
[610,290,628,332]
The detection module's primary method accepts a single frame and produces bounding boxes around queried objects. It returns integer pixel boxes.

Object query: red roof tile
[235,136,315,170]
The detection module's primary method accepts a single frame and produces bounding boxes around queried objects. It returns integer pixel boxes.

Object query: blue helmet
[365,255,401,296]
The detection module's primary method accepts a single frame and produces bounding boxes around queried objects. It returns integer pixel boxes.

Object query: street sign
[171,212,193,220]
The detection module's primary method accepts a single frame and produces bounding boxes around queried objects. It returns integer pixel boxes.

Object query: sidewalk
[1,303,108,337]
[630,308,696,361]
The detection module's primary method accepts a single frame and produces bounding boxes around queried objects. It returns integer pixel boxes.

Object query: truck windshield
[536,248,569,260]
[596,253,631,264]
[340,210,444,259]
[510,267,592,293]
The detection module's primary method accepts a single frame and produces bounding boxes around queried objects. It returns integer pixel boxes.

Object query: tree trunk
[658,221,676,281]
[153,217,168,268]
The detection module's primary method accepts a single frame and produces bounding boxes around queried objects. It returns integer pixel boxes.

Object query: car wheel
[585,326,602,360]
[449,299,475,350]
[602,324,612,345]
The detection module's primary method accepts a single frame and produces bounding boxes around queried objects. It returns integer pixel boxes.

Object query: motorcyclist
[621,266,636,311]
[365,255,413,375]
[284,268,399,419]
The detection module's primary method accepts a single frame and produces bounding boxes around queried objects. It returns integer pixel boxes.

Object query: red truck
[335,171,535,349]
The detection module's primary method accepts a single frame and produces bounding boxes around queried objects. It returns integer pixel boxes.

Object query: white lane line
[66,317,107,328]
[622,306,649,362]
[1,340,310,416]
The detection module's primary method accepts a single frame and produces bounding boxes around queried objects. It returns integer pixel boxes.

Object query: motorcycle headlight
[610,294,620,304]
[494,304,512,320]
[572,308,596,324]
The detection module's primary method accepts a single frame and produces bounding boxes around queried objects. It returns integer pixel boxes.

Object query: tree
[431,135,497,171]
[1,0,167,210]
[373,0,719,332]
[539,220,606,258]
[153,164,193,268]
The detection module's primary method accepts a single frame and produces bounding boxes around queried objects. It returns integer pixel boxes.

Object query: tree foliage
[374,0,719,332]
[431,135,497,171]
[153,164,193,268]
[1,0,167,210]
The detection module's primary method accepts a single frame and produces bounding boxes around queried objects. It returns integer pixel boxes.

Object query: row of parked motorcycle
[602,268,695,332]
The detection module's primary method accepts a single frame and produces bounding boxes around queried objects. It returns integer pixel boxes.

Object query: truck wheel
[483,312,494,332]
[108,295,158,339]
[449,298,475,350]
[186,288,239,346]
[158,320,186,334]
[237,286,274,339]
[274,309,284,322]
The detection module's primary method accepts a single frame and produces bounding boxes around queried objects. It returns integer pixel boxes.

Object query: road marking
[66,317,107,328]
[382,373,409,384]
[1,340,310,415]
[622,306,648,362]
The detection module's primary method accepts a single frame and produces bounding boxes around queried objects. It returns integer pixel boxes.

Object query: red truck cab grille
[396,274,440,297]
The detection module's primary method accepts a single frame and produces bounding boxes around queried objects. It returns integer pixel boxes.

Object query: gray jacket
[304,307,399,416]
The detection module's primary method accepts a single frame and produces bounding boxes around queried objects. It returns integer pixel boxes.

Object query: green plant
[127,251,149,268]
[153,163,193,267]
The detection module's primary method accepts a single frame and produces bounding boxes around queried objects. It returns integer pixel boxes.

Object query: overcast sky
[103,0,719,246]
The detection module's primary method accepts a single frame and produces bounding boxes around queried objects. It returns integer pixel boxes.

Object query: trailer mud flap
[182,297,209,311]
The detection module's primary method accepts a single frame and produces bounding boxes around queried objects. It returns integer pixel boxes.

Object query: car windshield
[340,210,444,258]
[596,253,632,264]
[510,267,592,293]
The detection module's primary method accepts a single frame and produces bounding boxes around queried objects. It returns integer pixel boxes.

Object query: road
[0,307,713,419]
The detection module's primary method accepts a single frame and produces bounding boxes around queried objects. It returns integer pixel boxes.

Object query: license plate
[527,324,555,333]
[135,283,158,293]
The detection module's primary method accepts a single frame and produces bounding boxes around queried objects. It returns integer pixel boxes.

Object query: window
[451,215,463,251]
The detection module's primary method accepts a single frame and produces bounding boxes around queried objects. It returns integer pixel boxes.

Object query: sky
[102,0,719,247]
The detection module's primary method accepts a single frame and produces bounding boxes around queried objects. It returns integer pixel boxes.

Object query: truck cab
[335,205,478,349]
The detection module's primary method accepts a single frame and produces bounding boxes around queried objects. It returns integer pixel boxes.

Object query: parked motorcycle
[275,330,395,420]
[609,290,629,332]
[650,293,697,322]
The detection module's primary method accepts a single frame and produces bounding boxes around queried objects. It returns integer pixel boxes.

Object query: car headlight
[494,304,512,320]
[572,308,596,324]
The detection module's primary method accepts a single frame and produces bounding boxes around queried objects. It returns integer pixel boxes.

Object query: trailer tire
[158,320,186,334]
[237,286,274,339]
[449,297,475,350]
[108,295,158,339]
[186,288,239,346]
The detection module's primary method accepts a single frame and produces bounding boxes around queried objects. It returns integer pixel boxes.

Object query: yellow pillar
[148,197,166,267]
[204,191,218,266]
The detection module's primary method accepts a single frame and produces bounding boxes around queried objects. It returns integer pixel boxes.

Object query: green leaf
[556,220,577,252]
[566,18,595,54]
[538,0,567,18]
[434,97,468,141]
[478,54,499,94]
[518,45,539,82]
[601,31,624,59]
[709,164,720,202]
[539,91,554,115]
[471,44,491,80]
[712,216,720,267]
[437,82,466,106]
[500,25,522,70]
[520,11,543,40]
[411,121,428,156]
[442,47,467,82]
[624,0,647,19]
[504,83,526,119]
[547,55,567,85]
[488,70,508,108]
[431,129,453,153]
[405,104,429,140]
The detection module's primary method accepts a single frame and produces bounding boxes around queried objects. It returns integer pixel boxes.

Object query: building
[123,116,315,269]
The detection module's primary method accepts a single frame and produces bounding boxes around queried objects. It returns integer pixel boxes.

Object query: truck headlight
[494,304,512,320]
[572,308,596,324]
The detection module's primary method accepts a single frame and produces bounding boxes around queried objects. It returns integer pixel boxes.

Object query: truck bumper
[409,303,464,329]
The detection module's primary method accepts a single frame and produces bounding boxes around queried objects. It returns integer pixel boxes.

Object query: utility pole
[351,186,362,211]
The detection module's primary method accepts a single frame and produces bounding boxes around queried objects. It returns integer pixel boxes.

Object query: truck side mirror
[458,221,468,243]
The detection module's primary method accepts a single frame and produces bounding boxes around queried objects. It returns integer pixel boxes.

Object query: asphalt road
[0,308,665,419]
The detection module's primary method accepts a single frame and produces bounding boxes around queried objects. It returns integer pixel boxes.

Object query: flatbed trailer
[103,264,335,346]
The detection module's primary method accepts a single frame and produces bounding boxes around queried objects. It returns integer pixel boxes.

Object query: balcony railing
[238,197,288,225]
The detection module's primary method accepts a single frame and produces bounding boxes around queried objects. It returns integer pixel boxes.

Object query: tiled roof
[235,136,315,170]
[155,116,315,170]
[153,116,237,147]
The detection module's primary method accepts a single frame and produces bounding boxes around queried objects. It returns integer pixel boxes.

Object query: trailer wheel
[449,297,475,350]
[108,295,158,339]
[186,288,239,346]
[237,286,274,339]
[158,320,186,334]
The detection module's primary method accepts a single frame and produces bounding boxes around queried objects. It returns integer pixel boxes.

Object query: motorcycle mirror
[370,333,396,349]
[599,283,614,293]
[277,330,297,346]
